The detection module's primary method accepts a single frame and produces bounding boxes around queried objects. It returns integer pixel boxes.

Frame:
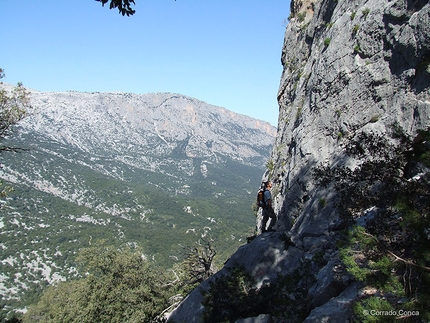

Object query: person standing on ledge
[261,181,276,233]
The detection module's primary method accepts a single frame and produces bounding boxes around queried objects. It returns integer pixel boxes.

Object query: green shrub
[395,199,422,229]
[317,126,430,321]
[412,128,430,167]
[201,264,312,323]
[201,266,261,323]
[353,297,394,323]
[23,243,180,323]
[354,44,361,53]
[338,226,374,281]
[352,24,360,34]
[266,158,274,172]
[297,12,306,22]
[319,198,327,208]
[296,106,303,120]
[362,8,370,17]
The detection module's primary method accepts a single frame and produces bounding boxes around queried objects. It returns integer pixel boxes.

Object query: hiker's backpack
[256,188,266,208]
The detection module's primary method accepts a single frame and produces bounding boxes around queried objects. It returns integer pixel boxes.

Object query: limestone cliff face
[168,0,430,322]
[273,0,429,234]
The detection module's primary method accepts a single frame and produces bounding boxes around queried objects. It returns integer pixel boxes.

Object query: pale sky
[0,0,291,126]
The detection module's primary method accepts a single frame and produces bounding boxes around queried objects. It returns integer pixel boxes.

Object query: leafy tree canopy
[0,68,33,205]
[95,0,136,16]
[95,0,176,16]
[0,69,33,152]
[23,241,180,323]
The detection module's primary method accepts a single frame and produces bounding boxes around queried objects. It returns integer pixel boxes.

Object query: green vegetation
[0,175,256,320]
[297,12,306,23]
[411,128,430,167]
[266,158,275,173]
[339,221,429,322]
[315,126,430,322]
[418,55,430,74]
[339,226,404,289]
[0,126,261,319]
[0,69,32,208]
[296,106,303,120]
[23,242,178,323]
[318,198,327,208]
[201,266,261,323]
[201,262,313,323]
[352,24,360,34]
[18,239,221,323]
[362,8,370,18]
[354,44,361,53]
[324,38,331,46]
[97,0,136,16]
[353,297,395,323]
[0,69,33,152]
[276,143,286,154]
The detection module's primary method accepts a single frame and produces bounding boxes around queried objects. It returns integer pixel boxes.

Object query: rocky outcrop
[168,0,430,322]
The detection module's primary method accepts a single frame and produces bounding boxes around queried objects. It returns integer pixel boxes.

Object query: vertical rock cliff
[168,0,429,322]
[273,0,429,235]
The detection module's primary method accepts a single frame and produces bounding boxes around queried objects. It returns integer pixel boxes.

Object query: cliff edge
[168,0,430,322]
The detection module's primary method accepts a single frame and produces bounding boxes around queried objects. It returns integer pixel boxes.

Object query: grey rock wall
[273,0,430,236]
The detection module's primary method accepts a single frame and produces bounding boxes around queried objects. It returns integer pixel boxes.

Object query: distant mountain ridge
[22,88,276,165]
